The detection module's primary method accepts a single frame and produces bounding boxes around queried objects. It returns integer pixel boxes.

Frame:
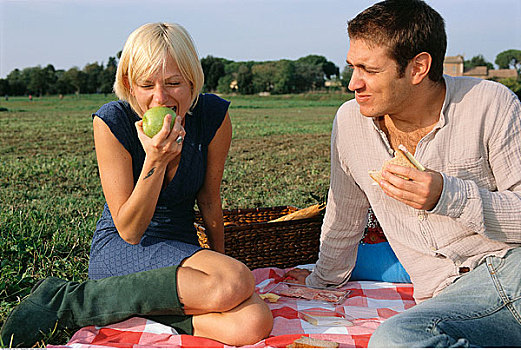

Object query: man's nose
[348,69,364,91]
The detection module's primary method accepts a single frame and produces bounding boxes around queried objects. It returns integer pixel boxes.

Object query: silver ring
[175,135,184,144]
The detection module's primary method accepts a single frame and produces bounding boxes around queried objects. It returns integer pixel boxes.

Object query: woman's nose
[153,84,168,105]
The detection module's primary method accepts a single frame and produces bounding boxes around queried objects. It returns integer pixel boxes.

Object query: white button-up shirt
[306,75,521,302]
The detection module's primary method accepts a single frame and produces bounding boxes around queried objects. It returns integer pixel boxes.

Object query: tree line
[0,57,118,97]
[0,54,341,97]
[0,49,519,97]
[200,55,340,94]
[472,49,521,98]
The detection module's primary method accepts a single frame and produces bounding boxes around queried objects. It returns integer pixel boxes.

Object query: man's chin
[358,106,379,118]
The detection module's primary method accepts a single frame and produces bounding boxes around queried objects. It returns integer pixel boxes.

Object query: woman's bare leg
[177,250,273,345]
[192,293,273,346]
[178,250,254,314]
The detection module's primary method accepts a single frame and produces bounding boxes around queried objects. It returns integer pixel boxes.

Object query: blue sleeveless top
[92,94,230,246]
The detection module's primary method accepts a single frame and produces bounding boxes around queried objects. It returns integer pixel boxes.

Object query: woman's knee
[181,251,255,312]
[206,260,255,312]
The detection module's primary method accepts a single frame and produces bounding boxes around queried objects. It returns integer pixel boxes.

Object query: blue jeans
[369,247,521,347]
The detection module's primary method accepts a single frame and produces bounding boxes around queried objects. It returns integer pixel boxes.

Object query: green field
[0,92,353,346]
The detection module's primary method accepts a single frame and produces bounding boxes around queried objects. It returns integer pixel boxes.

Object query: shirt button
[418,212,426,221]
[455,260,461,265]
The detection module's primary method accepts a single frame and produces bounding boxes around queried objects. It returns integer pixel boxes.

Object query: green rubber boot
[1,266,192,347]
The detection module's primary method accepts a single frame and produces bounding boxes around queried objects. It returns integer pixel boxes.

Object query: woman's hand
[135,113,186,165]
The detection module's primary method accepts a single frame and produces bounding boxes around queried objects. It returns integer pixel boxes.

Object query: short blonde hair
[114,23,204,116]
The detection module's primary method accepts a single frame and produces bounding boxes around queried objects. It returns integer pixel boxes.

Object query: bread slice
[287,336,339,348]
[259,292,281,303]
[369,145,424,183]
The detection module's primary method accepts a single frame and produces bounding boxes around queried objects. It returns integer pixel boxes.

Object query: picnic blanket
[52,265,415,348]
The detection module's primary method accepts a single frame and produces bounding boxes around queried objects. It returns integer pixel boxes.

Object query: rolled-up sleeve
[429,93,521,244]
[306,114,370,288]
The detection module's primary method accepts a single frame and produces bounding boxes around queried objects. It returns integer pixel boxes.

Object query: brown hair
[348,0,446,83]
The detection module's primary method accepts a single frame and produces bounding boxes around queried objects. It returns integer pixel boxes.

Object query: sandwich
[369,144,425,183]
[286,336,339,348]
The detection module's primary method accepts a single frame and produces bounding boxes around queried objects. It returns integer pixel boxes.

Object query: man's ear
[410,52,432,85]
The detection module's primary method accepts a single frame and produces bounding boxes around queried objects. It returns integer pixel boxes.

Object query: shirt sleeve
[306,113,370,288]
[429,92,521,244]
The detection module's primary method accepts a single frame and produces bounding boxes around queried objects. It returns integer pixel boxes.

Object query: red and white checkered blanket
[53,266,415,348]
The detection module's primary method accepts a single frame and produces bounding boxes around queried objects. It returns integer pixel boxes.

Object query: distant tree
[82,62,103,94]
[0,79,9,96]
[464,54,494,71]
[297,55,339,79]
[54,70,75,95]
[294,62,323,92]
[83,62,104,93]
[24,66,49,95]
[62,67,87,95]
[7,69,27,95]
[201,56,227,92]
[43,64,59,94]
[208,62,225,91]
[340,65,353,91]
[216,75,234,94]
[495,49,521,72]
[99,56,118,94]
[236,64,253,94]
[273,60,297,94]
[499,77,521,99]
[252,62,277,93]
[322,61,340,79]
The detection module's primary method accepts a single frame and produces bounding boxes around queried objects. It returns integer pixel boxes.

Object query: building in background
[443,55,518,80]
[443,55,465,76]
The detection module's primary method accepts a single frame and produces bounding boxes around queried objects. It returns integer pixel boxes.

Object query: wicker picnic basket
[195,206,324,270]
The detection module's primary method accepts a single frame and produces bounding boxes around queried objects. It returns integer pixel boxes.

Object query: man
[287,0,521,347]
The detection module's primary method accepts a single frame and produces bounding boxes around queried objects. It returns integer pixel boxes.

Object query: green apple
[142,106,176,137]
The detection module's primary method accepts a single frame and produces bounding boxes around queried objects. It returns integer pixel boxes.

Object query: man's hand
[284,268,311,285]
[379,163,443,211]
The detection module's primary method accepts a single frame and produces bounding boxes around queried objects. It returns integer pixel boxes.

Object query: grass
[0,91,353,346]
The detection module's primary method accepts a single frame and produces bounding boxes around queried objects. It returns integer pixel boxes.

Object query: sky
[0,0,520,78]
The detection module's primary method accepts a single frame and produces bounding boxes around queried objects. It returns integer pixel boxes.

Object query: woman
[89,22,228,270]
[1,23,272,347]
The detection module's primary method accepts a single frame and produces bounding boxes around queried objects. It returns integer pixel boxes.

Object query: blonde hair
[114,23,204,116]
